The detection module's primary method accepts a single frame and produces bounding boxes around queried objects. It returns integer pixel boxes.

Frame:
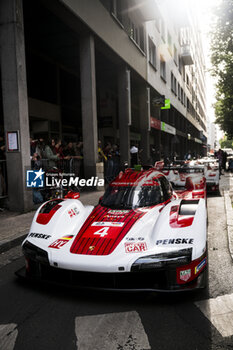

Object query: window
[171,72,177,95]
[174,77,177,95]
[171,72,174,91]
[167,32,172,55]
[129,21,137,41]
[128,19,145,52]
[160,56,166,81]
[178,55,182,74]
[149,37,156,68]
[173,45,178,65]
[181,88,184,104]
[182,65,185,81]
[178,83,181,100]
[186,74,190,89]
[184,93,186,107]
[111,0,123,23]
[139,26,145,52]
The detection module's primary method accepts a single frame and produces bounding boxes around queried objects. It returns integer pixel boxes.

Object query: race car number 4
[94,227,109,237]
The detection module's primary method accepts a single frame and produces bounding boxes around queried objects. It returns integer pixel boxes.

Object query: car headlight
[131,248,192,272]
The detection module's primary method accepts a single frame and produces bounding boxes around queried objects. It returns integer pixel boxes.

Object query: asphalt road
[0,192,233,350]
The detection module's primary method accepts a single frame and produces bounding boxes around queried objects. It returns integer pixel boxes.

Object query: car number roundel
[83,222,124,240]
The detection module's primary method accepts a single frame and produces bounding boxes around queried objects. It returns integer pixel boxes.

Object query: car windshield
[178,168,203,173]
[101,185,162,209]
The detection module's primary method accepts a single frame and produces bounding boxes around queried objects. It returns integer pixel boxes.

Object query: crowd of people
[98,141,120,183]
[0,132,232,200]
[30,138,84,175]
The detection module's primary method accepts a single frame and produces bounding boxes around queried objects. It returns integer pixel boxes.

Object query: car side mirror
[64,191,80,199]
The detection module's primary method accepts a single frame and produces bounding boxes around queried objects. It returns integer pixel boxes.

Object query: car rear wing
[161,166,204,173]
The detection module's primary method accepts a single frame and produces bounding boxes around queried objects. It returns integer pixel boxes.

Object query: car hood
[70,205,149,256]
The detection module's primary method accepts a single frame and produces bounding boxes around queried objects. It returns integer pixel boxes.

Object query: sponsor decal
[156,238,194,245]
[49,235,74,249]
[88,246,95,251]
[91,221,124,227]
[61,235,74,240]
[125,242,148,253]
[195,258,207,274]
[103,215,123,220]
[180,269,191,282]
[68,207,79,218]
[125,237,145,241]
[29,232,51,240]
[26,168,44,188]
[108,210,130,215]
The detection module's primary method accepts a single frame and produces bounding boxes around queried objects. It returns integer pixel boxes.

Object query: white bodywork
[24,197,207,273]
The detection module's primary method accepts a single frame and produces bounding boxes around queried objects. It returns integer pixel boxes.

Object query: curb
[0,233,27,254]
[224,190,233,261]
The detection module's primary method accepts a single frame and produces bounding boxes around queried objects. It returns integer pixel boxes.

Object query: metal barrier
[31,158,83,176]
[0,160,7,198]
[0,158,84,204]
[30,158,84,202]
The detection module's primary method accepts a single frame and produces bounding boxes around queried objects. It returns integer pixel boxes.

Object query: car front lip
[15,258,207,293]
[18,241,206,292]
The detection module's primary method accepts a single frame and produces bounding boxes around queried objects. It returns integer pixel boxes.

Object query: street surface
[0,175,233,350]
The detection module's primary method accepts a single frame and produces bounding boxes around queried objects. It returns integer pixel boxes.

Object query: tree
[210,0,233,138]
[220,135,233,149]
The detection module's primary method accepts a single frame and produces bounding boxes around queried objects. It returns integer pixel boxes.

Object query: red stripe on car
[70,205,148,255]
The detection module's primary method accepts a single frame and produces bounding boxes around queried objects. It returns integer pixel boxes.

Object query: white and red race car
[196,159,220,193]
[17,168,207,292]
[160,160,219,194]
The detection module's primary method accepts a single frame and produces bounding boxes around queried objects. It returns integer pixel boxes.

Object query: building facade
[208,122,217,152]
[0,0,207,211]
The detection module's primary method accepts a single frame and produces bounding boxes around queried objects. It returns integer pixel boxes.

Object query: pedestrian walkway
[0,190,104,253]
[220,172,233,260]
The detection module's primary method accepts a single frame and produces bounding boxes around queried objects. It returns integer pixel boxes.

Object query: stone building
[0,0,207,211]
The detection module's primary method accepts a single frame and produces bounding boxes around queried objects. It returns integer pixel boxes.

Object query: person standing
[44,139,60,168]
[216,148,224,175]
[130,145,139,168]
[98,140,107,162]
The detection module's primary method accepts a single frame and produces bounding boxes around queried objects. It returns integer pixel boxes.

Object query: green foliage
[211,0,233,138]
[220,138,233,149]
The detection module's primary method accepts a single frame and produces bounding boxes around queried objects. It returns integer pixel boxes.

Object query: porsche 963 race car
[16,168,207,292]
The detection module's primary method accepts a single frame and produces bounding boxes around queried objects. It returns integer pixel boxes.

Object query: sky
[187,0,224,138]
